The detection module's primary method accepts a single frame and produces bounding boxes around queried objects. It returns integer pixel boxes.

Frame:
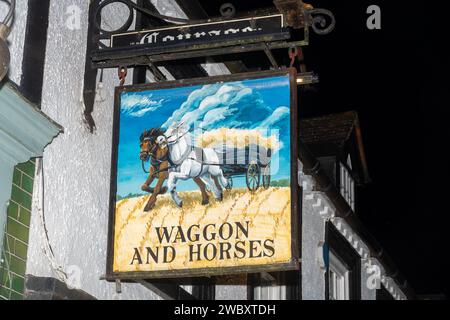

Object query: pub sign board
[107,69,299,279]
[110,14,290,54]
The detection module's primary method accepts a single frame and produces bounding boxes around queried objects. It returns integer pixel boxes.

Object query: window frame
[248,271,300,300]
[329,250,350,300]
[338,161,356,211]
[326,222,361,300]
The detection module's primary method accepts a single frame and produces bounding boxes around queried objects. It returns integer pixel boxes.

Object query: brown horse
[139,128,210,211]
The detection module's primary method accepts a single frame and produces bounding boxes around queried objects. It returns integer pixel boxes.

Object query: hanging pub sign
[107,69,299,279]
[110,13,289,53]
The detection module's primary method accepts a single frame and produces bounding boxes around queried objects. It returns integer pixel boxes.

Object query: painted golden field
[113,187,292,273]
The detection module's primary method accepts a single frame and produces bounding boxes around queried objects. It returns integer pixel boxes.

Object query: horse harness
[142,146,175,176]
[143,146,209,179]
[142,129,217,179]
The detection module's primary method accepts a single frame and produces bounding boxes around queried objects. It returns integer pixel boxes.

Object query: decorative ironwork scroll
[305,8,336,35]
[93,0,191,48]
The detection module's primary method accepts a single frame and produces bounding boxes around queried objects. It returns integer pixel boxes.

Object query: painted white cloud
[162,81,291,153]
[255,106,290,129]
[162,84,223,128]
[121,93,164,117]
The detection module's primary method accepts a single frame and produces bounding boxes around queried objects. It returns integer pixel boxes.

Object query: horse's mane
[139,128,165,142]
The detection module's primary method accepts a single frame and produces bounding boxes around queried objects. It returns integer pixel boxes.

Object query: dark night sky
[200,0,448,296]
[301,0,449,296]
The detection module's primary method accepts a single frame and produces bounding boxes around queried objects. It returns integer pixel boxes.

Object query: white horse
[161,122,229,208]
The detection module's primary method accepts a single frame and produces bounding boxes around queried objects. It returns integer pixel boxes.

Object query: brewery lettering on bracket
[110,14,289,51]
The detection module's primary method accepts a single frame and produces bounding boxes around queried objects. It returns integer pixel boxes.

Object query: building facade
[0,0,413,300]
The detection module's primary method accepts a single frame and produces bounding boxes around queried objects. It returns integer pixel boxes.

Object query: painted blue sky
[117,75,292,196]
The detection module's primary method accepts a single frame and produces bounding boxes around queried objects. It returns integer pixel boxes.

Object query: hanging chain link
[118,66,128,86]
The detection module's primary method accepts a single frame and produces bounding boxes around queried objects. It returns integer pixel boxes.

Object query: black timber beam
[20,0,51,106]
[137,280,197,300]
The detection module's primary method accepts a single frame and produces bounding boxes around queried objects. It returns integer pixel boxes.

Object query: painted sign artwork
[109,70,299,278]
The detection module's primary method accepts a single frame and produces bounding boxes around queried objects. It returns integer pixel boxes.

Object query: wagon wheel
[225,176,233,190]
[246,163,260,191]
[262,164,271,189]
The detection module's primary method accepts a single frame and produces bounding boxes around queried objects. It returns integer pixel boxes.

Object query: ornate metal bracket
[273,0,335,35]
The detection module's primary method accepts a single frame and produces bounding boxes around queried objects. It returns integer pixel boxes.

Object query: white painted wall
[301,191,327,300]
[23,0,160,300]
[216,281,247,300]
[361,258,379,300]
[3,0,28,85]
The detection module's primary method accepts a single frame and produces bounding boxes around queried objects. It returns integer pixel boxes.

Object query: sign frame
[106,68,300,280]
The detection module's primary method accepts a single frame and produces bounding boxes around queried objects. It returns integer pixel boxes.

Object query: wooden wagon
[215,144,272,192]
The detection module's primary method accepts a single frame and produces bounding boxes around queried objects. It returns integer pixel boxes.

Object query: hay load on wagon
[196,128,278,191]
